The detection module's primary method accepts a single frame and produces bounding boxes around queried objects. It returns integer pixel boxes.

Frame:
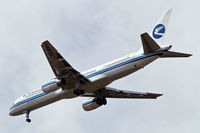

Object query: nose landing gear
[25,110,31,123]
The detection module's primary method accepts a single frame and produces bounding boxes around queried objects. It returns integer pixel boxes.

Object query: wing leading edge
[41,41,90,89]
[83,87,163,99]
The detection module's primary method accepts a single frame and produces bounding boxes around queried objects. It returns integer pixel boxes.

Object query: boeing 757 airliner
[9,9,191,123]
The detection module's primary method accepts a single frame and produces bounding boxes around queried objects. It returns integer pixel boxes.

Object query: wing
[83,87,162,99]
[41,40,90,89]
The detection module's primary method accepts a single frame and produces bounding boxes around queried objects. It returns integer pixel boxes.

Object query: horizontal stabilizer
[161,51,192,58]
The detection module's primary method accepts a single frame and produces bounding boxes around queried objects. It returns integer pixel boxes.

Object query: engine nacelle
[82,98,101,111]
[42,80,61,93]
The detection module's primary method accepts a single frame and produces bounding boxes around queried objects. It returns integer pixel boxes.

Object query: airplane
[9,9,191,123]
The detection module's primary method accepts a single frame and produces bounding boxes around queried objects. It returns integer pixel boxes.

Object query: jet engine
[42,80,62,93]
[82,97,107,111]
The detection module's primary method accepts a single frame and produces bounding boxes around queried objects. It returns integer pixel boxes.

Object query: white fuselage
[9,50,161,116]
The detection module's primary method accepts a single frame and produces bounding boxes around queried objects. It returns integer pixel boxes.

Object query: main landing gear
[73,81,84,96]
[96,96,107,106]
[25,110,31,123]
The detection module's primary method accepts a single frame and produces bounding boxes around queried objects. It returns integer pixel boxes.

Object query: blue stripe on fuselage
[10,92,46,110]
[85,50,166,78]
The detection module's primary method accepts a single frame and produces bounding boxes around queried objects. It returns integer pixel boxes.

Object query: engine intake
[82,97,107,111]
[82,98,101,111]
[42,80,61,93]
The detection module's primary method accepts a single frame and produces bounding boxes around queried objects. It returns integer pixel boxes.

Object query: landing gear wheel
[96,97,107,105]
[61,78,66,85]
[102,98,107,105]
[73,89,84,96]
[25,110,31,123]
[26,118,31,123]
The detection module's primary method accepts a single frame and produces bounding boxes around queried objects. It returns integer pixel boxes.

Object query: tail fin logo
[152,24,165,39]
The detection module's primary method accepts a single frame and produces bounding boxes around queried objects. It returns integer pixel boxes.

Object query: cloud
[1,0,199,133]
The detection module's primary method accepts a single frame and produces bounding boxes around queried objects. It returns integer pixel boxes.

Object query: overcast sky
[1,0,199,133]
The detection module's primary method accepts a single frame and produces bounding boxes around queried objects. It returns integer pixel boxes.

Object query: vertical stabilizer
[151,9,172,45]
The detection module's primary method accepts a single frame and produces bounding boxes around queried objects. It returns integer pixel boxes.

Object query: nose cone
[9,105,23,116]
[9,105,16,116]
[9,109,15,116]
